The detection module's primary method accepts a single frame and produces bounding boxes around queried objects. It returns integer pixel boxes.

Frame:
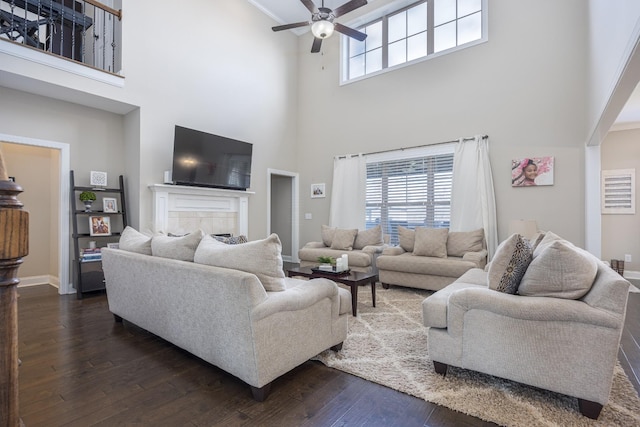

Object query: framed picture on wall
[511,156,554,187]
[103,197,117,213]
[311,183,326,198]
[89,216,111,236]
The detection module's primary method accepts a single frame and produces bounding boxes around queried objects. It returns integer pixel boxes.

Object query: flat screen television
[171,125,253,190]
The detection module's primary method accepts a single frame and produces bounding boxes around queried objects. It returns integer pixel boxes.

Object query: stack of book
[81,247,102,262]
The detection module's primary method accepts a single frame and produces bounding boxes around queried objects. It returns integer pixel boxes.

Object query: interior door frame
[267,168,299,263]
[0,133,71,295]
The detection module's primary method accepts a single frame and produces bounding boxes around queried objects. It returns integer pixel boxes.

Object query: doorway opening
[267,169,299,263]
[0,133,71,295]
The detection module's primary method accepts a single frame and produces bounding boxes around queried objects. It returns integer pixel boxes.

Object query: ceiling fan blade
[333,0,367,18]
[334,22,367,41]
[300,0,318,14]
[311,37,323,53]
[272,21,311,32]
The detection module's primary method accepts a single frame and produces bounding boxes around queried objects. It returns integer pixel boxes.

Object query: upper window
[343,0,485,83]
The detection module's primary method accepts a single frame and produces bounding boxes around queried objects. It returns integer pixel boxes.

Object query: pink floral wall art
[511,156,554,187]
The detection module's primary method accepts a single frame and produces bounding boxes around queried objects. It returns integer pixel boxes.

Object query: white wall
[296,0,589,246]
[586,0,640,146]
[0,0,300,240]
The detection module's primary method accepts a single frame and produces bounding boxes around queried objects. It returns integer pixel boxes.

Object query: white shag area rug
[314,286,640,427]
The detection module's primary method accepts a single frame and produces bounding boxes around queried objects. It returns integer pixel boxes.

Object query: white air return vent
[601,169,635,214]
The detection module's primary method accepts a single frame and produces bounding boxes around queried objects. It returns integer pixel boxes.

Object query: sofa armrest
[252,277,341,320]
[447,287,623,330]
[462,249,488,268]
[303,241,327,249]
[381,246,405,256]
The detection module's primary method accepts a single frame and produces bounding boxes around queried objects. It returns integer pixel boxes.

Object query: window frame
[364,144,456,245]
[340,0,488,85]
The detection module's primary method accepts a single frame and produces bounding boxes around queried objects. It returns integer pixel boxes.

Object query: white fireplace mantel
[149,184,253,236]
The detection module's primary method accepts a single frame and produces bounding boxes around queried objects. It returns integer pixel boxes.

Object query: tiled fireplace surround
[149,184,251,236]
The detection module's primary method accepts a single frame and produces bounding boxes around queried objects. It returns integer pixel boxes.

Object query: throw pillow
[213,234,248,245]
[532,230,563,258]
[194,233,286,292]
[353,224,384,250]
[330,228,358,250]
[413,227,449,258]
[321,225,336,247]
[151,230,204,262]
[488,233,532,294]
[398,226,416,252]
[446,228,485,257]
[119,226,152,255]
[518,240,598,299]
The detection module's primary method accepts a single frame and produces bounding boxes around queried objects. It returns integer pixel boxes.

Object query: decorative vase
[83,200,93,212]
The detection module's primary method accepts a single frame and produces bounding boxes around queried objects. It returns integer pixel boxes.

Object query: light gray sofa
[376,227,487,291]
[101,230,351,401]
[422,232,630,419]
[298,224,389,274]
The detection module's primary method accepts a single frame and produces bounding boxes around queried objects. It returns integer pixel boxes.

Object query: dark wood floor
[16,284,640,427]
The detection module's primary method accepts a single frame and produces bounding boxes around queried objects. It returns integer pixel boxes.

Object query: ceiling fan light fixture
[311,20,335,39]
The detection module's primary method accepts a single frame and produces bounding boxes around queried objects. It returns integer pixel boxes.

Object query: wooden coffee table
[286,267,377,316]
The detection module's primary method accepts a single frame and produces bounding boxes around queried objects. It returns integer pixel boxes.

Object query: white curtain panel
[329,154,366,229]
[450,136,499,259]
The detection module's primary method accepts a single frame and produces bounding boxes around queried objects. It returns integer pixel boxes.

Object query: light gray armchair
[423,262,630,419]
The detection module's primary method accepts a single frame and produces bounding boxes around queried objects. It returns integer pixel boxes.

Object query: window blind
[366,151,454,245]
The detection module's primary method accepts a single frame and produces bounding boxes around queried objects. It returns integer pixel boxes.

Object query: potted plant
[79,191,96,212]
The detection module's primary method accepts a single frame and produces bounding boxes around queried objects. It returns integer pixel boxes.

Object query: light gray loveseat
[376,227,487,291]
[101,228,350,401]
[298,224,389,273]
[422,232,630,419]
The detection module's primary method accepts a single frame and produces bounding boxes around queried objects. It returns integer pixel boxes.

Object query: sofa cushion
[151,230,204,262]
[353,224,384,250]
[376,252,476,277]
[413,227,449,258]
[398,226,415,252]
[119,226,152,255]
[194,233,286,292]
[488,233,532,294]
[331,228,358,250]
[447,228,484,257]
[518,240,598,299]
[321,225,336,247]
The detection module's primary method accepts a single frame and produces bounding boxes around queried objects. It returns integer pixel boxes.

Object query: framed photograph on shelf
[311,183,326,198]
[89,216,111,236]
[103,197,117,213]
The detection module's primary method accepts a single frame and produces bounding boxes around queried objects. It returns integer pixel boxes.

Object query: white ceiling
[250,0,640,131]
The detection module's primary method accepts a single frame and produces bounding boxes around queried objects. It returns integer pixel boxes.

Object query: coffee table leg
[371,279,376,307]
[351,283,358,316]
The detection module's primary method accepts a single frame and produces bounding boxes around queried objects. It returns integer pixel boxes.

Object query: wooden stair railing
[0,148,29,426]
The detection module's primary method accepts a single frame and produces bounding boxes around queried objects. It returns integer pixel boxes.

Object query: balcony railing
[0,0,121,74]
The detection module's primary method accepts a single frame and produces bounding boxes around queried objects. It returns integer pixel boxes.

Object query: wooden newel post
[0,151,29,426]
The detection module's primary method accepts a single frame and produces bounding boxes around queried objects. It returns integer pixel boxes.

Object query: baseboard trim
[624,270,640,280]
[17,275,59,288]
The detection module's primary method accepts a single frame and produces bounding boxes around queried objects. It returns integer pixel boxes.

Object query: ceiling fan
[272,0,368,53]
